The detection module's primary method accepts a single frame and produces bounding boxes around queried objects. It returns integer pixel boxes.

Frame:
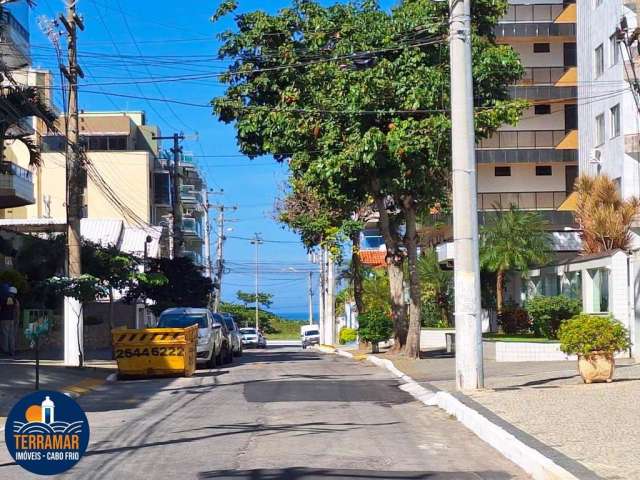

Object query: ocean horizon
[276,312,316,322]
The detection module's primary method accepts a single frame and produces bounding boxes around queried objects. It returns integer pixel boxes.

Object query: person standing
[0,286,19,356]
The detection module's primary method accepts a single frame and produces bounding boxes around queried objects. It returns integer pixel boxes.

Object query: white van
[300,324,320,349]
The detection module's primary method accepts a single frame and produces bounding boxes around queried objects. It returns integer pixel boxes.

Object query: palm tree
[574,175,639,253]
[0,85,56,166]
[417,248,452,326]
[480,205,551,315]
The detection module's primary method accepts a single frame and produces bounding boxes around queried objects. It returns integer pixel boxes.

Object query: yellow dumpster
[111,325,198,378]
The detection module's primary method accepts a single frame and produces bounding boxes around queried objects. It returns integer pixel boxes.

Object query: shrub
[558,314,630,356]
[358,308,393,353]
[339,327,357,345]
[499,306,530,334]
[526,295,581,339]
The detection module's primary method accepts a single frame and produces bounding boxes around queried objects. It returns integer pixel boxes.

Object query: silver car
[158,308,223,368]
[239,327,267,349]
[220,313,243,357]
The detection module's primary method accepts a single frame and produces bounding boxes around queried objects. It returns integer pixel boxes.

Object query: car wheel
[215,346,224,366]
[207,348,217,369]
[226,345,234,364]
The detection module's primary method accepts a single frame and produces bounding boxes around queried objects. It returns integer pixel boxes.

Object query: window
[594,44,604,77]
[533,43,550,53]
[595,113,605,146]
[535,165,552,176]
[610,34,620,66]
[610,104,621,138]
[534,104,551,115]
[495,166,511,177]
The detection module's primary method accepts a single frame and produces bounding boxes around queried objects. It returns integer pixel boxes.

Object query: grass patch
[483,333,555,343]
[266,317,302,340]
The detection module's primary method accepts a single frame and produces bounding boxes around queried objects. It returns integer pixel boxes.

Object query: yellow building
[2,111,160,226]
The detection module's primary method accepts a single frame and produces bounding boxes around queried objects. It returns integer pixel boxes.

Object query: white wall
[505,104,566,131]
[578,0,640,199]
[511,41,565,68]
[478,163,566,193]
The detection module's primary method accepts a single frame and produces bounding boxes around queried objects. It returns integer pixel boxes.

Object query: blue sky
[25,0,393,315]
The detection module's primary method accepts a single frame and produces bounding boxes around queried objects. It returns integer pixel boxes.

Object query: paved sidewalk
[351,346,638,480]
[0,351,116,423]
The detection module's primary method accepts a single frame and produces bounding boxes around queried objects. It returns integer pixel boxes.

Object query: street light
[250,234,263,330]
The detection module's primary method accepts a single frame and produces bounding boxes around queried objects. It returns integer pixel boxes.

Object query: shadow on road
[244,379,412,406]
[197,468,516,479]
[82,421,400,457]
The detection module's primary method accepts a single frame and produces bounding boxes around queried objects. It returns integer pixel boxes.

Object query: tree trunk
[403,199,422,359]
[350,232,365,316]
[496,269,505,317]
[108,289,115,330]
[374,195,407,352]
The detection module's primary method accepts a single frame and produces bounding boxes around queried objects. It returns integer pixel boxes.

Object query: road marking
[61,377,106,396]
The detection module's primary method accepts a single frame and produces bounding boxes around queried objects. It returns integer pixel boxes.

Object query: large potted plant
[558,314,630,383]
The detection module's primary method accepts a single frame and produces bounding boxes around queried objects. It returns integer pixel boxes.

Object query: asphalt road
[0,346,528,479]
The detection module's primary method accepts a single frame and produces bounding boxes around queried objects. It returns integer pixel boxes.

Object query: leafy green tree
[126,257,211,315]
[480,206,551,315]
[219,302,276,333]
[236,291,273,309]
[213,0,526,357]
[358,308,393,353]
[362,269,391,314]
[83,244,140,330]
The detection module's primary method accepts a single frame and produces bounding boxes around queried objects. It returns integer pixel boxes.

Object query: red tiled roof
[358,250,386,268]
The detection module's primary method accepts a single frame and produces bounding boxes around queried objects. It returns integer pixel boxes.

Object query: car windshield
[222,317,235,330]
[240,328,257,335]
[158,313,208,329]
[304,330,319,336]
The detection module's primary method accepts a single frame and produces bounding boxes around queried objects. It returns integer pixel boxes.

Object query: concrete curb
[325,347,581,480]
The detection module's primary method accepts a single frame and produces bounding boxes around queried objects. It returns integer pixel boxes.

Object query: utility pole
[211,203,237,312]
[308,271,313,325]
[250,233,263,330]
[60,2,85,368]
[325,248,336,345]
[153,133,185,258]
[449,0,484,390]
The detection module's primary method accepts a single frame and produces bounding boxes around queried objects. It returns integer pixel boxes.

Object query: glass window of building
[594,44,604,77]
[609,34,619,66]
[595,113,605,146]
[610,104,620,138]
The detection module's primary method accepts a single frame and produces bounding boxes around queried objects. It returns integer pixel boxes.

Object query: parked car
[239,327,267,349]
[211,312,234,365]
[220,313,243,357]
[300,325,320,349]
[157,308,223,368]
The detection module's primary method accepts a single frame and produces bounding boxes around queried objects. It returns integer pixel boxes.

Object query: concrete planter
[420,328,455,349]
[578,351,615,383]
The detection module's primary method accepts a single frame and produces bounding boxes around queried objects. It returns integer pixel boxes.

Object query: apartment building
[154,150,211,274]
[577,0,638,197]
[359,0,581,269]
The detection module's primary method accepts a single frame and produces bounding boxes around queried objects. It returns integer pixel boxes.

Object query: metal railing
[477,130,567,149]
[494,22,576,37]
[0,161,32,181]
[517,67,568,86]
[478,191,567,210]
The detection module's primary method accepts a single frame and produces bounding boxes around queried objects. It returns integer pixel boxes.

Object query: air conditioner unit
[589,148,602,164]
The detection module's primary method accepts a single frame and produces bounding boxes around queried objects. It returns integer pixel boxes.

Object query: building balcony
[184,250,203,266]
[495,22,575,39]
[0,10,30,69]
[477,149,577,164]
[508,85,576,101]
[517,67,577,87]
[478,191,568,211]
[182,217,204,240]
[0,161,34,208]
[180,185,203,206]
